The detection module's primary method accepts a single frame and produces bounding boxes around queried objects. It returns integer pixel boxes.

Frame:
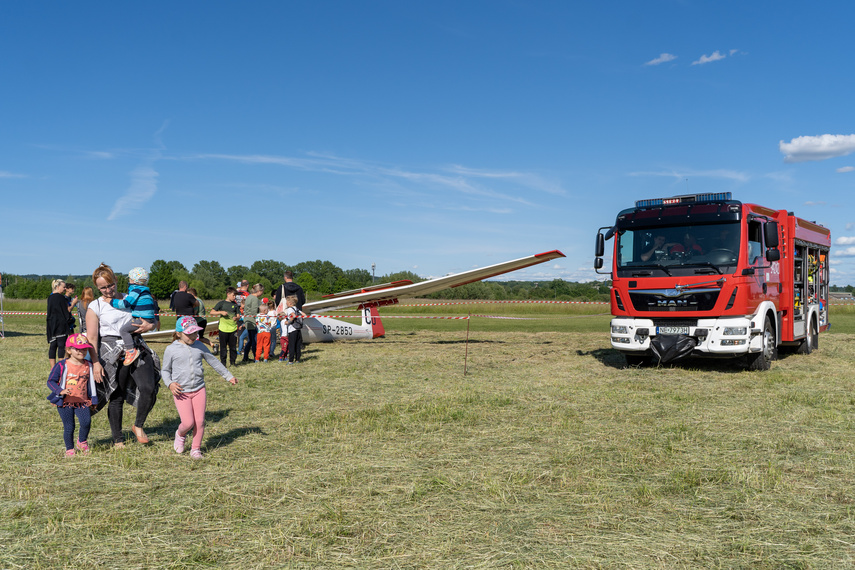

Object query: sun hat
[65,333,93,350]
[128,267,149,284]
[175,316,203,334]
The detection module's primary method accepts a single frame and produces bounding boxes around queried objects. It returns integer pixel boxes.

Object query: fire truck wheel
[796,318,818,355]
[746,316,777,371]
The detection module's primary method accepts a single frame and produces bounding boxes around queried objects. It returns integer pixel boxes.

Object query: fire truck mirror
[595,233,605,257]
[766,248,781,263]
[594,258,604,270]
[764,221,780,248]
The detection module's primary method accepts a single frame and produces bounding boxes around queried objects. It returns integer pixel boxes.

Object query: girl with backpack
[47,334,99,457]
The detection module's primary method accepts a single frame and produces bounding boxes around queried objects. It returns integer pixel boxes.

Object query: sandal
[132,426,150,444]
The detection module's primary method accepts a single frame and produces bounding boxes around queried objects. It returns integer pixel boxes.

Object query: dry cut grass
[1,303,854,568]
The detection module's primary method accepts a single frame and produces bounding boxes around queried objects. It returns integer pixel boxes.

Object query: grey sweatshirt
[161,340,234,393]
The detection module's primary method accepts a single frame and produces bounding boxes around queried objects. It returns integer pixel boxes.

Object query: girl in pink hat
[46,333,100,457]
[161,316,238,459]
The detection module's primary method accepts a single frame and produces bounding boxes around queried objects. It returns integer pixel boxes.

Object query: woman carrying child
[47,334,100,456]
[162,316,238,459]
[86,263,160,447]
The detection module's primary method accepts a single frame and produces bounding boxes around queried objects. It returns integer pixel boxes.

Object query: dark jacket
[46,292,72,341]
[274,282,306,311]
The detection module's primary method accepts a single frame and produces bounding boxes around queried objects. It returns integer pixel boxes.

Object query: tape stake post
[464,311,471,376]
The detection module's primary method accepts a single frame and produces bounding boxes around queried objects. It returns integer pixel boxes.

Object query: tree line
[0,259,610,302]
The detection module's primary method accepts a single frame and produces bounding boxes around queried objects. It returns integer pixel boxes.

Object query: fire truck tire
[796,318,818,355]
[746,316,777,371]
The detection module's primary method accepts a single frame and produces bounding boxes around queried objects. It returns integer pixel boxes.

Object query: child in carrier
[110,267,158,366]
[47,334,99,457]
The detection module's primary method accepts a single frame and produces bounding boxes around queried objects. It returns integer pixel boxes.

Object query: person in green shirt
[241,284,264,363]
[210,287,241,367]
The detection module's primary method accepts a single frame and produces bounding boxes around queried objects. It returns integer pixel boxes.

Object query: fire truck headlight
[720,339,747,346]
[612,336,631,344]
[723,327,747,336]
[611,325,628,334]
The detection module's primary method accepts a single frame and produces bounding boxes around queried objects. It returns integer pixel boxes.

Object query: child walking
[47,334,99,457]
[162,316,238,459]
[110,266,158,366]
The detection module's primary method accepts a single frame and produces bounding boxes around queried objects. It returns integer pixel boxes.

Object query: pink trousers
[173,387,207,451]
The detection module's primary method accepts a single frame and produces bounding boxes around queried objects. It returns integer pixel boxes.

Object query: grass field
[2,300,855,568]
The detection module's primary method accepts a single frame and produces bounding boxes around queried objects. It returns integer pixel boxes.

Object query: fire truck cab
[594,192,830,370]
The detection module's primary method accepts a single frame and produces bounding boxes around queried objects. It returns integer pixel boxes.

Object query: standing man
[274,271,305,311]
[274,271,306,360]
[171,281,198,317]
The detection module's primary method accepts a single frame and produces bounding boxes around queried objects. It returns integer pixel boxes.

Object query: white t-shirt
[88,297,133,344]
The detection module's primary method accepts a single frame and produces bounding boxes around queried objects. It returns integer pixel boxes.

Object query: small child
[47,334,99,457]
[280,295,307,364]
[162,316,238,459]
[110,267,158,366]
[267,299,279,360]
[255,303,277,362]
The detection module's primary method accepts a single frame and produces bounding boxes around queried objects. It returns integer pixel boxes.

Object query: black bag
[290,311,303,330]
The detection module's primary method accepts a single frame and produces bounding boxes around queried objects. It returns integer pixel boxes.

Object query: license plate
[657,326,689,335]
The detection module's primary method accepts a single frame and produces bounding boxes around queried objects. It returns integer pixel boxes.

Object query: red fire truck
[594,192,830,370]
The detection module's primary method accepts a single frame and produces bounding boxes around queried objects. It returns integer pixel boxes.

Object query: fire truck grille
[629,291,720,312]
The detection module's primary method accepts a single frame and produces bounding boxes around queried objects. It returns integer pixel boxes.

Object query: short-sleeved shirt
[63,360,92,405]
[213,300,239,333]
[89,297,133,341]
[172,291,197,315]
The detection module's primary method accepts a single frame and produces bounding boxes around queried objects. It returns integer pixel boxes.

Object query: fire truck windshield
[616,222,741,274]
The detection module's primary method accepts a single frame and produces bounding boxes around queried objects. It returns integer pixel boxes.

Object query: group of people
[210,272,307,367]
[45,264,308,458]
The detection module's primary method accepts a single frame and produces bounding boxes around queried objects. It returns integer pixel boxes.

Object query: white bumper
[610,315,768,356]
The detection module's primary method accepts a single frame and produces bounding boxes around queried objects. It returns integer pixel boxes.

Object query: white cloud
[804,201,826,206]
[835,237,855,245]
[837,166,855,173]
[196,153,558,206]
[836,247,855,257]
[692,51,726,65]
[107,165,159,221]
[779,134,855,163]
[645,53,677,66]
[0,170,26,178]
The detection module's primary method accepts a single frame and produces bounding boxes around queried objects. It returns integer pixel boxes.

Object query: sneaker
[278,357,285,362]
[174,431,186,454]
[123,348,140,366]
[65,449,75,457]
[190,449,203,460]
[75,440,90,454]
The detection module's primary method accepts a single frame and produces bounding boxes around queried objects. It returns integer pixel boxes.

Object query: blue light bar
[635,192,732,208]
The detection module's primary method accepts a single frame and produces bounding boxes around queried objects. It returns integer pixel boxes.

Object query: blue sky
[3,1,855,285]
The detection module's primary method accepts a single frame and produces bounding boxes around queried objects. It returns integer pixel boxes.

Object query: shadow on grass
[206,425,267,449]
[0,330,41,338]
[577,348,748,373]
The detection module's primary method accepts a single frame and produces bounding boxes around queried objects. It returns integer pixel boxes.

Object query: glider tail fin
[361,303,385,339]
